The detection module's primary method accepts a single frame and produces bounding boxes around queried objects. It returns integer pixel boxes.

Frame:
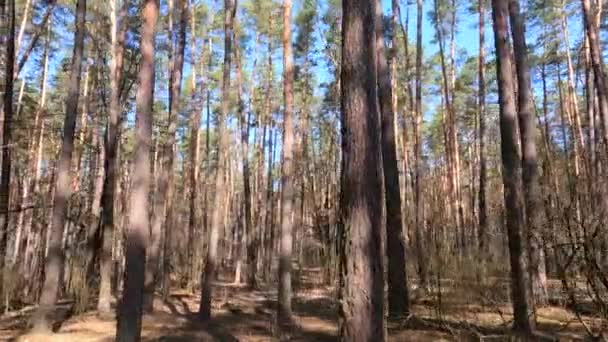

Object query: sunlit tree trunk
[98,0,128,316]
[508,0,548,306]
[278,0,295,325]
[13,1,55,80]
[14,0,31,55]
[115,0,158,339]
[13,23,51,268]
[187,0,204,290]
[199,0,236,321]
[491,0,535,333]
[338,0,386,339]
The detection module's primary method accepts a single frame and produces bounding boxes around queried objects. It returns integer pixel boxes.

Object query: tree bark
[0,0,15,303]
[278,0,295,325]
[508,0,548,306]
[375,0,409,318]
[491,0,535,333]
[338,0,386,339]
[164,0,186,297]
[234,35,255,289]
[199,0,236,320]
[414,0,428,290]
[115,0,157,340]
[187,0,204,290]
[32,0,86,331]
[98,0,128,316]
[478,0,488,259]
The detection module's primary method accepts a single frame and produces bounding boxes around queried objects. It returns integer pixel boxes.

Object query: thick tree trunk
[375,0,409,318]
[32,0,86,331]
[199,0,235,320]
[278,0,295,325]
[115,0,157,340]
[491,0,535,333]
[338,0,386,339]
[0,0,15,303]
[508,0,548,306]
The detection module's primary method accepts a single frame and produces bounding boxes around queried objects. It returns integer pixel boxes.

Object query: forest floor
[1,268,605,341]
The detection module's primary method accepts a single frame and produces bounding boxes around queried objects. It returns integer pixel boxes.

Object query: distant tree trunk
[477,0,488,260]
[164,0,187,299]
[264,122,276,281]
[414,0,428,290]
[199,0,236,321]
[146,0,187,311]
[199,37,213,279]
[187,1,204,290]
[508,0,548,306]
[491,0,535,333]
[395,0,412,228]
[0,0,15,303]
[98,0,128,316]
[278,0,295,326]
[261,41,275,282]
[234,36,255,288]
[561,3,585,164]
[14,0,31,55]
[375,0,409,318]
[584,37,598,191]
[433,0,458,251]
[32,0,86,331]
[18,27,50,275]
[115,0,157,340]
[338,0,386,339]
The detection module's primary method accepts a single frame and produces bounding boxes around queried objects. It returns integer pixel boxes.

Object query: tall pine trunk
[477,0,488,260]
[508,0,548,306]
[491,0,535,333]
[375,0,409,318]
[115,0,157,340]
[278,0,295,325]
[338,0,386,339]
[199,0,236,320]
[0,0,15,303]
[98,0,128,316]
[32,0,86,331]
[187,1,204,290]
[414,0,428,290]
